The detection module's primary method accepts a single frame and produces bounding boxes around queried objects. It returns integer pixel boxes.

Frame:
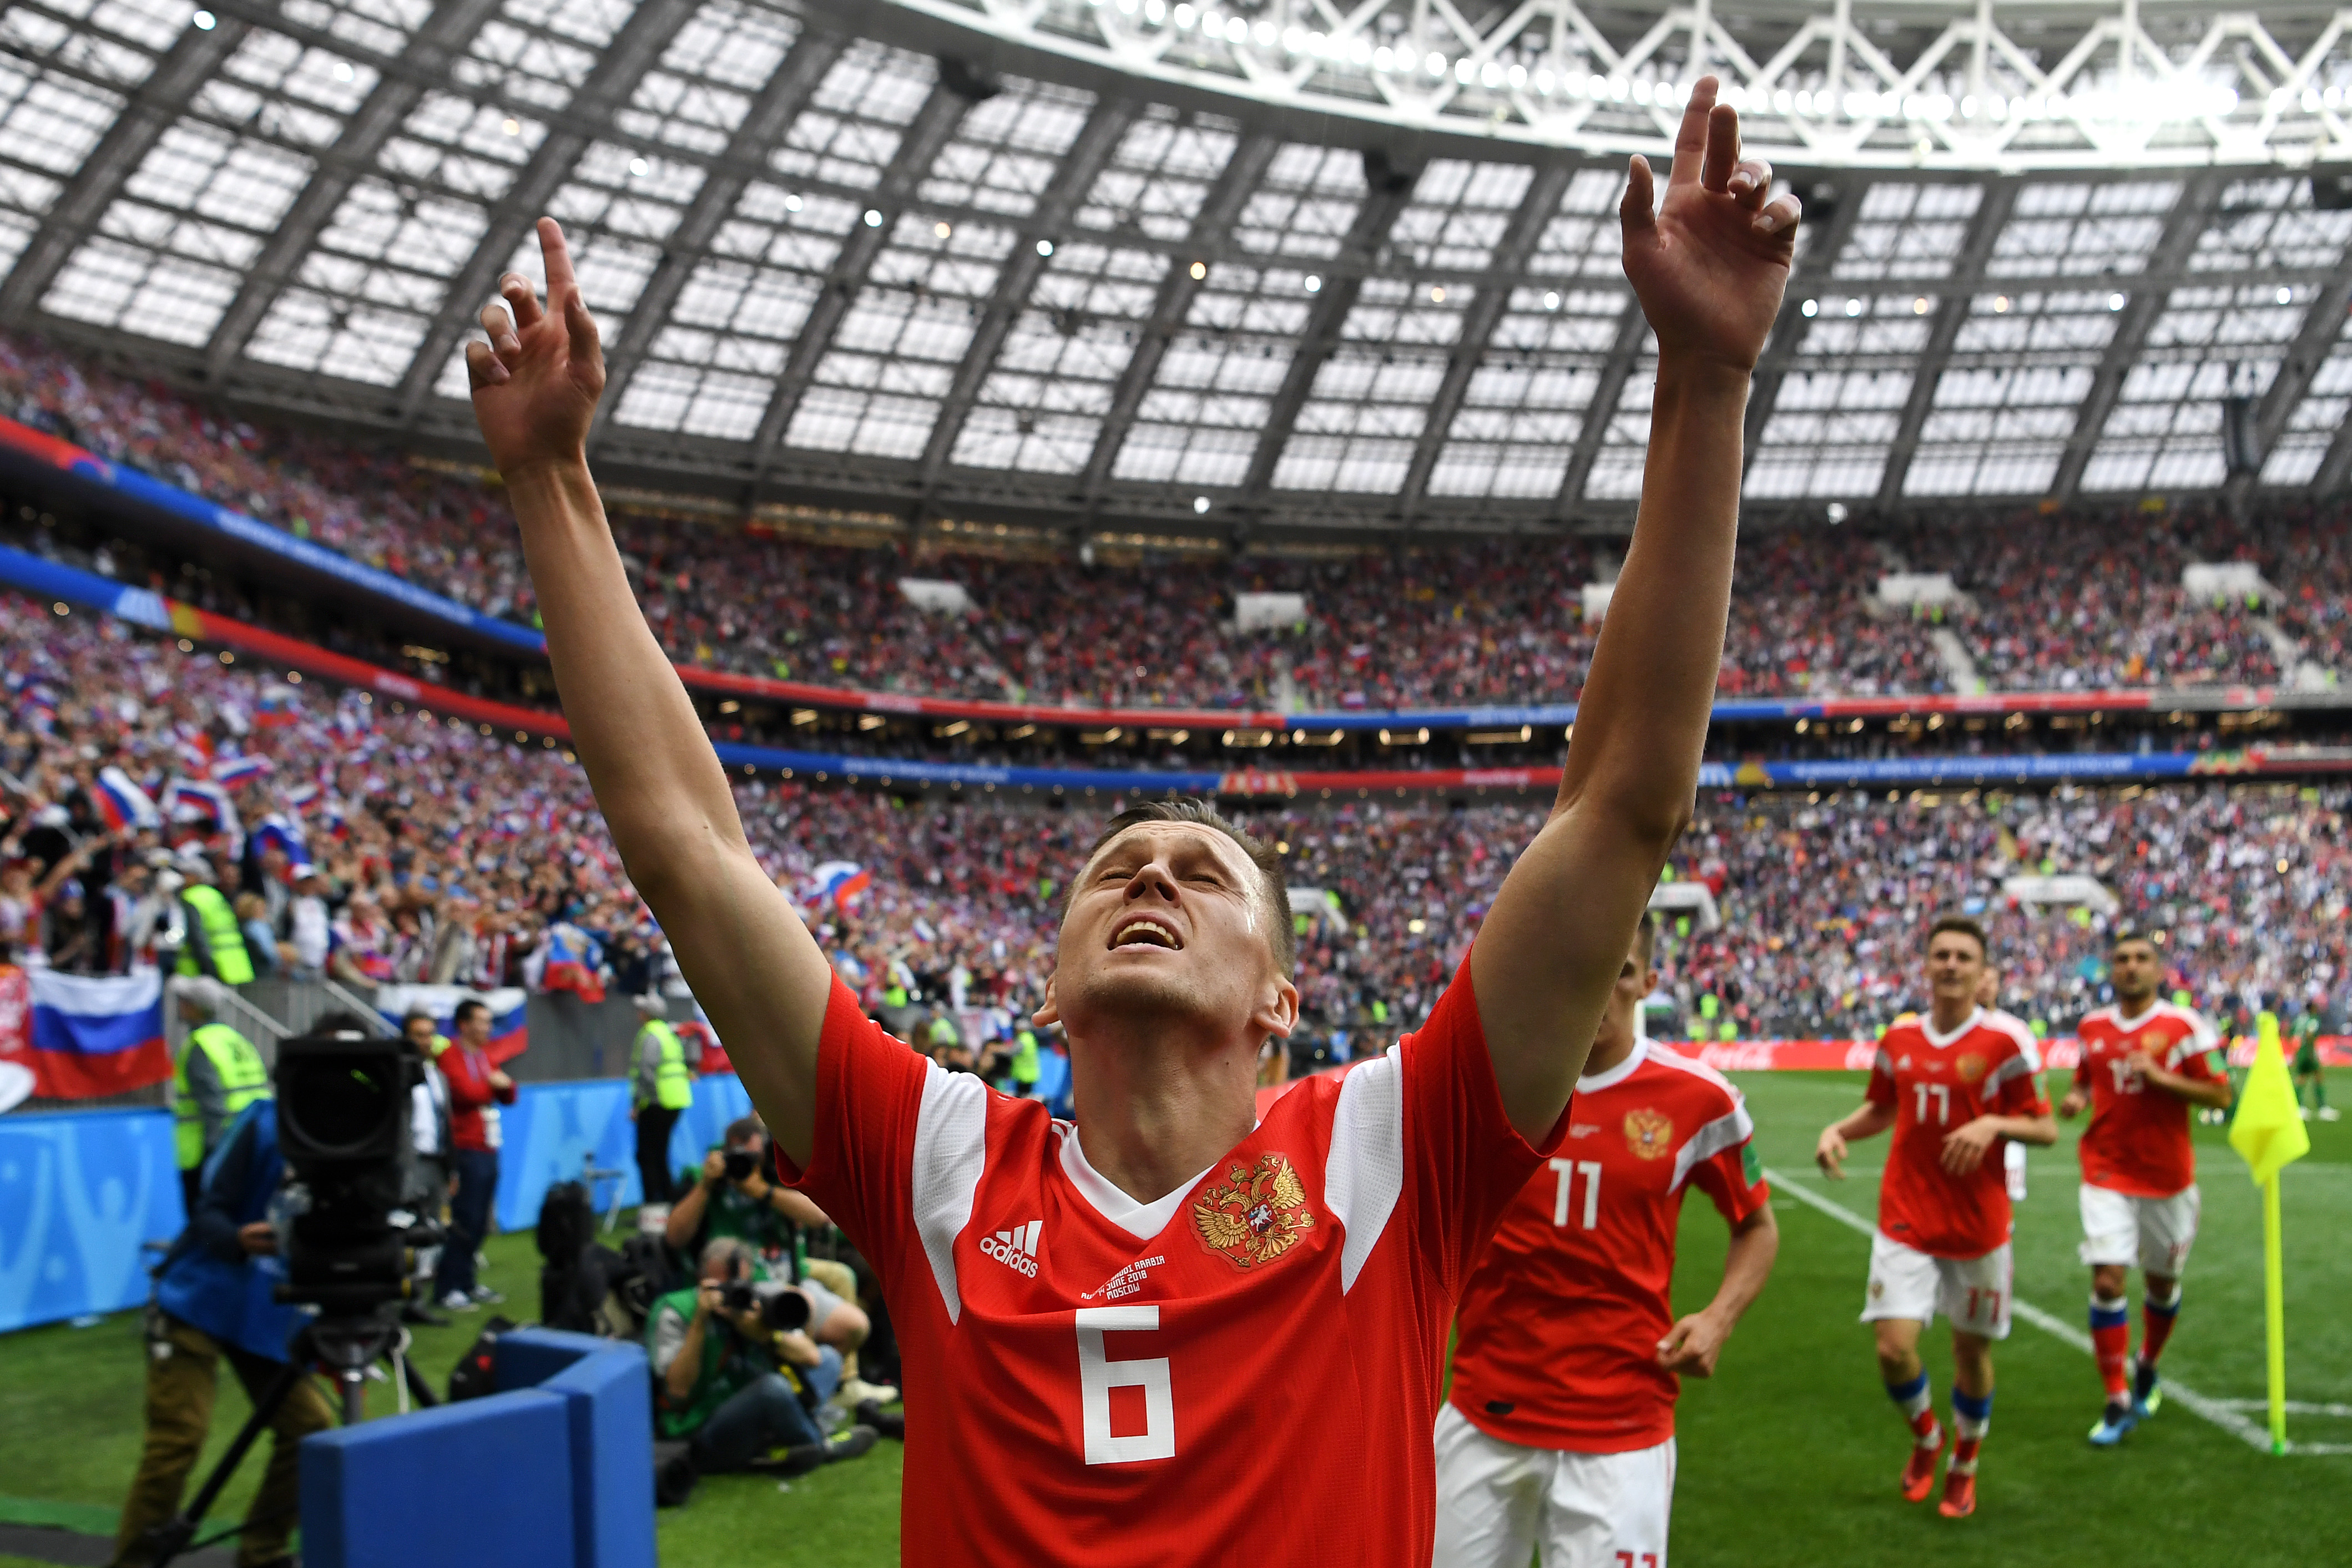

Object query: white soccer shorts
[2077,1182,2200,1278]
[1860,1232,2013,1340]
[1431,1403,1675,1568]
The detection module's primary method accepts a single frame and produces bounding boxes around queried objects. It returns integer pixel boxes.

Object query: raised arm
[1471,80,1798,1141]
[466,219,833,1165]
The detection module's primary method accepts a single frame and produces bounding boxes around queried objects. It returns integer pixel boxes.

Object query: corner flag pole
[2231,1011,2311,1456]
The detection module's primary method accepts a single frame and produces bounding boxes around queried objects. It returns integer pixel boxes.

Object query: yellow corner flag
[2229,1012,2311,1454]
[2230,1013,2312,1182]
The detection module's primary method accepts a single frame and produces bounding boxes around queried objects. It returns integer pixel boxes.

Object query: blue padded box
[498,1328,657,1568]
[300,1388,574,1568]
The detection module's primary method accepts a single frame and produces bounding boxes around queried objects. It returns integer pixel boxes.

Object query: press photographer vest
[638,1020,692,1111]
[173,1023,272,1170]
[175,884,255,985]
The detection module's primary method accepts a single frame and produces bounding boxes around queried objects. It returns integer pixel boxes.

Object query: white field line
[1763,1167,2352,1458]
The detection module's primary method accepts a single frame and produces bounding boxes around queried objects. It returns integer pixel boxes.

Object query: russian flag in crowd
[254,689,298,729]
[210,753,272,786]
[373,984,530,1066]
[93,766,160,833]
[250,813,311,873]
[5,967,172,1099]
[812,861,871,909]
[163,778,239,831]
[536,921,606,1005]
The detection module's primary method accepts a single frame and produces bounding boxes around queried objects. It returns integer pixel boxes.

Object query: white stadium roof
[2,0,2350,537]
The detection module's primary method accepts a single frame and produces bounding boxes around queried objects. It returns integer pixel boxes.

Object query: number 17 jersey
[1866,1007,2048,1258]
[780,958,1564,1565]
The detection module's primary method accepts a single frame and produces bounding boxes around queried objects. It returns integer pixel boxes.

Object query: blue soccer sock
[1950,1387,1993,1473]
[1886,1370,1939,1444]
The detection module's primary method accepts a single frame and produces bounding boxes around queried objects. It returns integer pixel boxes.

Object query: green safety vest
[883,984,909,1009]
[639,1020,692,1111]
[173,1023,271,1170]
[1008,1029,1041,1087]
[175,884,254,987]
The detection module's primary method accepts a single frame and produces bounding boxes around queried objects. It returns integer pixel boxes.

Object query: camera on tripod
[274,1020,443,1324]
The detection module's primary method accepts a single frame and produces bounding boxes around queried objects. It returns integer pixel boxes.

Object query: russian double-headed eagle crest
[1955,1053,1987,1085]
[1191,1151,1314,1269]
[1624,1109,1674,1160]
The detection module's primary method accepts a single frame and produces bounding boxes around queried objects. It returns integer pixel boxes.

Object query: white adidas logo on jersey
[982,1220,1043,1277]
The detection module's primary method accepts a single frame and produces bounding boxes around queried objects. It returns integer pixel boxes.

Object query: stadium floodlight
[1037,240,1054,256]
[1193,496,1211,513]
[192,7,214,27]
[1304,274,1321,293]
[1800,299,1819,317]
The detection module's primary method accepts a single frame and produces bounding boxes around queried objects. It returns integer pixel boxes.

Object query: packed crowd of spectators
[12,332,2351,715]
[2,589,2339,1074]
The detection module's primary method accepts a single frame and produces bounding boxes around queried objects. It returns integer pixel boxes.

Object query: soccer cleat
[2088,1403,2139,1447]
[2320,1106,2341,1122]
[2132,1357,2163,1419]
[1901,1427,1948,1503]
[855,1398,906,1440]
[826,1424,881,1463]
[1937,1469,1977,1519]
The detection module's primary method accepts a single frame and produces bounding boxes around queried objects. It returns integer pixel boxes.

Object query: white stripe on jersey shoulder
[1669,1103,1756,1195]
[2119,999,2222,1055]
[1980,1009,2044,1076]
[910,1064,990,1326]
[1636,1040,1742,1099]
[1057,1126,1218,1243]
[1325,1045,1405,1295]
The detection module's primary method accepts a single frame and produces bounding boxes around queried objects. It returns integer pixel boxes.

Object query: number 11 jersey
[780,957,1565,1565]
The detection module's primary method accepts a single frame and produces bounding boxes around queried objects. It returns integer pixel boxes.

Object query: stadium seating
[2,586,2343,1065]
[7,331,2346,714]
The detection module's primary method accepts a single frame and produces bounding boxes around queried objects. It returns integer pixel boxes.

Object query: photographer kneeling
[665,1116,897,1412]
[112,1099,334,1568]
[647,1238,878,1475]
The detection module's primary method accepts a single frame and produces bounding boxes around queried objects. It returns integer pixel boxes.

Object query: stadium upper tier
[4,328,2349,726]
[0,1,2349,539]
[2,585,2343,1046]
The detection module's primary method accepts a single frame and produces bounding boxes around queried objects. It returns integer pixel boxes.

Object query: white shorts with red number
[1860,1232,2013,1339]
[1431,1403,1675,1568]
[2078,1182,2199,1277]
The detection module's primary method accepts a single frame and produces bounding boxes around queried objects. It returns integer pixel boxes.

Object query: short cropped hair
[724,1115,765,1149]
[1927,913,1988,958]
[2111,926,2163,953]
[1072,799,1295,978]
[453,998,491,1026]
[700,1236,754,1279]
[1635,909,1657,963]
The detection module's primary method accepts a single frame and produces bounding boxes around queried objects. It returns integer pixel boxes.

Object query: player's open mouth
[1110,915,1183,952]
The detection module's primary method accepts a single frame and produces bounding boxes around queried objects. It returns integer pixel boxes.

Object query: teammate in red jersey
[1815,915,2055,1520]
[2059,929,2232,1446]
[1437,914,1779,1567]
[462,82,1800,1564]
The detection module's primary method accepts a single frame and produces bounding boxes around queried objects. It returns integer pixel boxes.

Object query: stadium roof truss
[3,0,2352,538]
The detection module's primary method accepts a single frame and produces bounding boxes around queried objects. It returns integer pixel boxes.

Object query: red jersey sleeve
[2164,1012,2224,1077]
[1866,1036,1898,1108]
[773,975,931,1261]
[1397,953,1572,1296]
[1986,1037,2052,1119]
[1684,1109,1770,1226]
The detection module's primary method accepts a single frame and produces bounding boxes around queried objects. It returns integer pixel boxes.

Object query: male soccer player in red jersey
[461,79,1799,1564]
[2059,929,2232,1446]
[1815,916,2056,1520]
[1437,914,1779,1567]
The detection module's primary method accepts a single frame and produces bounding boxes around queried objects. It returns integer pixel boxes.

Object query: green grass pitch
[2,1071,2346,1565]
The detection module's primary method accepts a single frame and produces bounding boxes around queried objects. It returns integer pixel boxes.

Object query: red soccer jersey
[1866,1008,2049,1258]
[780,956,1563,1565]
[1450,1043,1769,1454]
[2074,1001,2222,1198]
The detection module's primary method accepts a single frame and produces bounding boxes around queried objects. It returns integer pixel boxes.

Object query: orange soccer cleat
[1937,1466,1977,1519]
[1901,1427,1949,1504]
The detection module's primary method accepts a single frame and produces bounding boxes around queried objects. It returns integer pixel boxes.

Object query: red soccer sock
[2141,1288,2182,1367]
[2090,1295,2131,1401]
